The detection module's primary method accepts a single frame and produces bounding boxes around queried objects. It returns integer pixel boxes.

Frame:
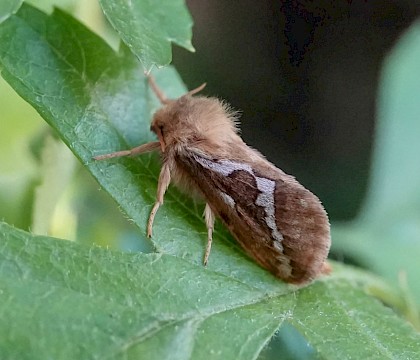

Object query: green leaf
[98,0,194,69]
[362,21,420,218]
[1,223,420,359]
[1,4,420,359]
[0,0,22,24]
[0,222,288,359]
[290,277,420,359]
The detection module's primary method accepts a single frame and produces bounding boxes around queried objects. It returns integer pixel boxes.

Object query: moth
[94,75,331,284]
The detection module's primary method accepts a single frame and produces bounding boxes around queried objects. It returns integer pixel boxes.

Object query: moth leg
[321,261,332,275]
[147,163,171,237]
[203,203,215,266]
[93,141,160,161]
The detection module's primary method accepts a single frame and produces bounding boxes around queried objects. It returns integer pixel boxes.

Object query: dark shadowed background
[172,0,420,220]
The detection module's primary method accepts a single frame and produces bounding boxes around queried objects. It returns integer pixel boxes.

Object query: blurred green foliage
[332,19,420,314]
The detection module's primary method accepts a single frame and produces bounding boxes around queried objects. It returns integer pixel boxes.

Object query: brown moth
[94,75,331,284]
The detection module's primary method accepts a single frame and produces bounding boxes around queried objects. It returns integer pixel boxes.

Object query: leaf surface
[1,223,420,359]
[99,0,194,69]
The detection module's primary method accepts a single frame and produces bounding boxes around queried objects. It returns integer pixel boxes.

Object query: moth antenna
[146,73,170,105]
[186,83,206,97]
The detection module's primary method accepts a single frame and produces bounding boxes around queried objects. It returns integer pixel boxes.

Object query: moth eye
[150,124,164,133]
[158,125,164,136]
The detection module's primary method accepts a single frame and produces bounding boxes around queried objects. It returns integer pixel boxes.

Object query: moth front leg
[203,203,215,266]
[93,141,160,161]
[147,163,171,237]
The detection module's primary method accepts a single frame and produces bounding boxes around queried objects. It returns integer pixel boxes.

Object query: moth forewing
[179,149,330,284]
[94,74,331,285]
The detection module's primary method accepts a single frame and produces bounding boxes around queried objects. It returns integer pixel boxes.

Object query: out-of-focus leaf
[0,0,22,24]
[31,134,76,236]
[332,21,420,305]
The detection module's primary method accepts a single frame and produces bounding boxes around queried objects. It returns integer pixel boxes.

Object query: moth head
[150,84,239,152]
